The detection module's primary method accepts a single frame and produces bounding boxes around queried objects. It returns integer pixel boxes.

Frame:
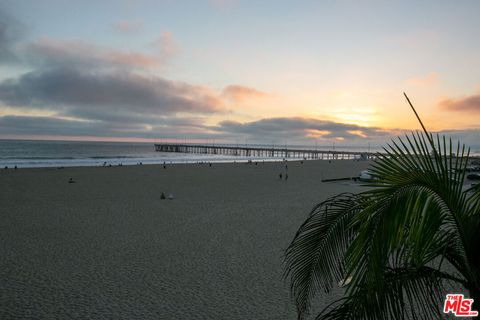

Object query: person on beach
[285,173,289,180]
[279,173,283,179]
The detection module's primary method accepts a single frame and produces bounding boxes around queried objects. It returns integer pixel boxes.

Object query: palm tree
[284,94,480,319]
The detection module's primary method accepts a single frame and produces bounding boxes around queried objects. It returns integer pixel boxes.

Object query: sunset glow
[0,0,479,146]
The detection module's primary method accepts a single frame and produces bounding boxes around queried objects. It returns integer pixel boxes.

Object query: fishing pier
[154,143,379,160]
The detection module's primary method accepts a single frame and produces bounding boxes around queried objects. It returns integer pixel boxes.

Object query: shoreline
[2,154,479,170]
[0,156,369,169]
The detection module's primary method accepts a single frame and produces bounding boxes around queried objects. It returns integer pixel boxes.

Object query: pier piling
[154,143,379,160]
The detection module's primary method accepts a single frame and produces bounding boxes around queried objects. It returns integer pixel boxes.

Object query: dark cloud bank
[0,8,25,64]
[218,117,391,141]
[0,7,226,140]
[0,68,224,120]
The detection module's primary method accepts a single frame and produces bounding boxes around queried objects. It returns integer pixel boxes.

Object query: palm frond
[284,193,368,319]
[343,132,474,299]
[285,95,480,319]
[344,182,468,296]
[316,266,457,320]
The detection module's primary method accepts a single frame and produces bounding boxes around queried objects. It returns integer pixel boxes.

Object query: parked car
[359,170,374,181]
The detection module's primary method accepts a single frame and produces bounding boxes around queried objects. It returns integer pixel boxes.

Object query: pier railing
[154,143,380,160]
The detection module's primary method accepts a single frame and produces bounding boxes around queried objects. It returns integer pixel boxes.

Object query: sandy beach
[1,159,370,319]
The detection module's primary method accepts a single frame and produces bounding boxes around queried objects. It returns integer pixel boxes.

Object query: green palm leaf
[285,95,480,319]
[316,267,458,320]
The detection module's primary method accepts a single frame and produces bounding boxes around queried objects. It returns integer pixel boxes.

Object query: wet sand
[0,160,370,319]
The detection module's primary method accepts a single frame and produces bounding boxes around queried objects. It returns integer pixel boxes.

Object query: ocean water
[0,140,242,168]
[0,139,478,168]
[0,140,305,168]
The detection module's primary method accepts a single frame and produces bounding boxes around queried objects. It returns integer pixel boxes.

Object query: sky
[0,0,479,147]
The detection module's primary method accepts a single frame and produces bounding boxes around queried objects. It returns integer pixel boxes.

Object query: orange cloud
[221,85,268,103]
[304,129,331,138]
[439,93,480,112]
[406,72,438,87]
[106,51,158,68]
[347,130,368,138]
[153,32,179,62]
